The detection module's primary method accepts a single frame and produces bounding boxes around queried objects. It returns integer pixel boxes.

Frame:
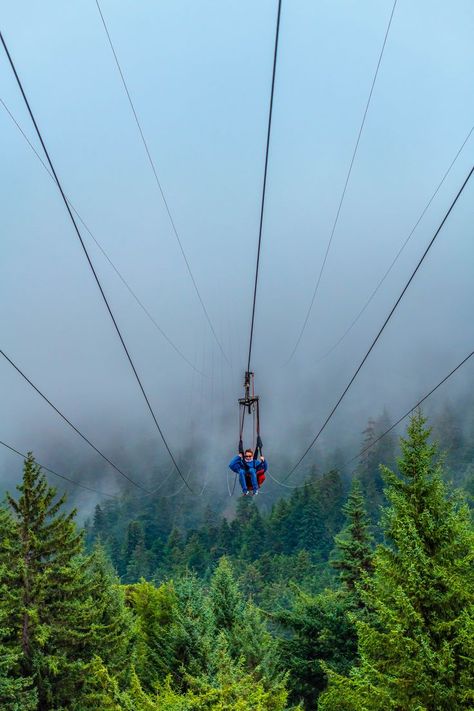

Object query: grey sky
[1,0,473,503]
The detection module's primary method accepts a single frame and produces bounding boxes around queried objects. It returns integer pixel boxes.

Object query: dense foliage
[0,409,472,709]
[319,413,474,710]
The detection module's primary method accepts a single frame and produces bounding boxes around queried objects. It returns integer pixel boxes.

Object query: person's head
[244,449,253,461]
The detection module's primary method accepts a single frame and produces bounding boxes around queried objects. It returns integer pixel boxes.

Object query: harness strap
[238,371,263,457]
[255,398,263,457]
[238,405,245,455]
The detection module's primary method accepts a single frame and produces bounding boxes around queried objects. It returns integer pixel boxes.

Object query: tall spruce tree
[209,555,277,680]
[0,612,37,711]
[0,507,37,710]
[319,412,474,711]
[121,520,146,580]
[3,453,136,710]
[5,454,86,708]
[268,498,294,555]
[84,544,135,680]
[209,556,244,656]
[129,580,179,692]
[330,478,373,604]
[173,573,214,682]
[159,526,184,578]
[239,505,267,562]
[296,483,325,559]
[357,412,395,524]
[317,470,345,551]
[182,531,210,575]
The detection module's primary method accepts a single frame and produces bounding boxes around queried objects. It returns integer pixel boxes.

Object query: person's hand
[260,456,265,462]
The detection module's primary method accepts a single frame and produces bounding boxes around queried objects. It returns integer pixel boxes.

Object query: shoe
[253,489,259,496]
[242,491,250,496]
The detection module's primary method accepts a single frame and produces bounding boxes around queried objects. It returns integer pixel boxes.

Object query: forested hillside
[0,410,473,709]
[2,0,473,706]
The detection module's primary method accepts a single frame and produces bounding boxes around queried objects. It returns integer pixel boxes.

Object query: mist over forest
[1,0,473,708]
[3,383,473,522]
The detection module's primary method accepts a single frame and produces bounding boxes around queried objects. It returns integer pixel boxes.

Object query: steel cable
[316,124,474,363]
[1,349,151,492]
[0,30,194,493]
[270,351,474,490]
[0,98,206,377]
[247,0,282,374]
[344,350,474,468]
[0,439,118,498]
[94,0,228,364]
[284,165,474,480]
[285,0,398,363]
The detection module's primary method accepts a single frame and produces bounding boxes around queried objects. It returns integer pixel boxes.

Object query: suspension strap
[255,398,263,457]
[238,405,245,455]
[238,371,263,457]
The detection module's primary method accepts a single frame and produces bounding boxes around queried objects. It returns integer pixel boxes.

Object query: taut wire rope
[0,97,205,377]
[94,0,228,364]
[0,439,119,498]
[1,349,151,492]
[316,124,474,363]
[0,30,194,494]
[344,350,474,468]
[269,350,474,490]
[285,0,398,363]
[247,0,282,374]
[284,165,474,480]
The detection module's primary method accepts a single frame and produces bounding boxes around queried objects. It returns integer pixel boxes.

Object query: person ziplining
[229,448,267,497]
[228,371,268,496]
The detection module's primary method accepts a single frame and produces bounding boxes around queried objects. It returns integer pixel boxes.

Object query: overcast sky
[1,0,473,505]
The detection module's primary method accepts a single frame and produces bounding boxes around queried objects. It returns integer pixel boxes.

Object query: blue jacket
[229,455,268,476]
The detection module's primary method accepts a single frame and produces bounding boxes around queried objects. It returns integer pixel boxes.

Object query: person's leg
[249,468,258,493]
[239,470,248,493]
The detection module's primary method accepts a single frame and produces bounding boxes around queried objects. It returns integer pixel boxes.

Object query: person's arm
[229,454,243,473]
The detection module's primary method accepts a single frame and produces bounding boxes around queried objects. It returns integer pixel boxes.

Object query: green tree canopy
[2,454,136,710]
[319,412,474,710]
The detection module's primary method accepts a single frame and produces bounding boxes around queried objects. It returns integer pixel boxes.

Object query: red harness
[245,468,266,490]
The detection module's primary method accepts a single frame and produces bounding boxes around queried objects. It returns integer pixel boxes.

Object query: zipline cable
[345,350,474,467]
[266,469,300,489]
[316,124,474,362]
[0,97,205,378]
[1,349,151,492]
[284,165,474,480]
[161,471,191,499]
[0,439,118,498]
[0,30,194,493]
[285,0,398,363]
[94,0,228,365]
[268,349,474,490]
[247,0,282,374]
[145,465,176,496]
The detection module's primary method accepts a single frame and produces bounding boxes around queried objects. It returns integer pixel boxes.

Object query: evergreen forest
[2,2,473,708]
[1,409,473,710]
